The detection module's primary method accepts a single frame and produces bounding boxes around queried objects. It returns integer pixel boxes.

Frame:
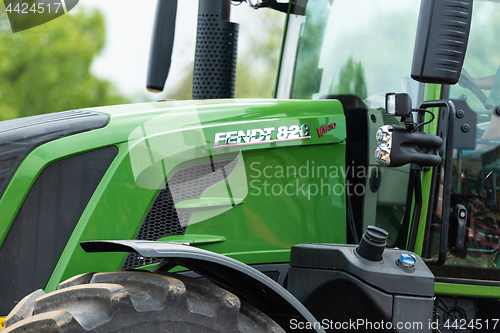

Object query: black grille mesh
[122,184,181,269]
[122,158,238,269]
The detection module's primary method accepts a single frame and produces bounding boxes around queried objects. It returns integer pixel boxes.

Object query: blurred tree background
[0,1,285,121]
[329,57,367,100]
[290,0,420,103]
[448,1,500,109]
[291,2,328,100]
[166,9,284,100]
[0,1,128,120]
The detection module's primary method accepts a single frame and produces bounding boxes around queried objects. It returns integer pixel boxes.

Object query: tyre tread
[4,289,46,328]
[5,310,83,333]
[57,272,95,290]
[5,272,285,333]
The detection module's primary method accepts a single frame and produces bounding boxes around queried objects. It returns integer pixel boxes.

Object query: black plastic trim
[0,146,117,315]
[0,110,109,200]
[181,262,290,287]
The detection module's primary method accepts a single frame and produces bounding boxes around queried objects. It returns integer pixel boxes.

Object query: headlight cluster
[375,125,393,166]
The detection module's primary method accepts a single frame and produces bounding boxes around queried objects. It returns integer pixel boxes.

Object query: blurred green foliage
[0,2,127,120]
[290,0,421,103]
[291,3,328,100]
[329,57,367,100]
[449,1,500,109]
[167,9,285,100]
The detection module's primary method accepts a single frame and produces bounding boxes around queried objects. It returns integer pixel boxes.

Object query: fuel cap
[356,225,388,261]
[398,253,415,268]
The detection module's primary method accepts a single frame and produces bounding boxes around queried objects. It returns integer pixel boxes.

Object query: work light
[248,0,269,8]
[375,146,391,166]
[376,125,392,146]
[375,125,393,166]
[375,124,442,168]
[385,93,412,117]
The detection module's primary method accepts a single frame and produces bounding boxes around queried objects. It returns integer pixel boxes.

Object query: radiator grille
[122,158,237,269]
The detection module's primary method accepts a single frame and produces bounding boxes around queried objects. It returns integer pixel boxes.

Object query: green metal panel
[185,144,347,263]
[435,282,500,299]
[0,98,346,293]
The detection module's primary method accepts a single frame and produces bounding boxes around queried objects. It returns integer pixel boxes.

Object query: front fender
[81,240,324,333]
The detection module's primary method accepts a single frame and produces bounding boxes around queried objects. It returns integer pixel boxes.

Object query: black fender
[81,240,324,333]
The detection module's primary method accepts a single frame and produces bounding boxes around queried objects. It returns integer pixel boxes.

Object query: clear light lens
[386,94,396,115]
[375,146,391,166]
[248,0,264,8]
[376,125,393,146]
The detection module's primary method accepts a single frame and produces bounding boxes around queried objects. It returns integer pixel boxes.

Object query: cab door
[422,1,500,327]
[424,0,500,285]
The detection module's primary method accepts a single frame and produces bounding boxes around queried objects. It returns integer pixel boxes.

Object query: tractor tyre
[3,271,284,333]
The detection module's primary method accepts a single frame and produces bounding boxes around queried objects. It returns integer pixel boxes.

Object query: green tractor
[1,0,500,331]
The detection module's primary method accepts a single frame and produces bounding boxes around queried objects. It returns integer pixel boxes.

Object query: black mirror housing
[411,0,473,84]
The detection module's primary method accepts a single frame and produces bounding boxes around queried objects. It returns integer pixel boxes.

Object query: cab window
[427,0,500,281]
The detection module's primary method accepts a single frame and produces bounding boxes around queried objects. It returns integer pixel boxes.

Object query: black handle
[450,204,467,253]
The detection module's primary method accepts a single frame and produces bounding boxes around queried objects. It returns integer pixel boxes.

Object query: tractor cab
[277,0,500,326]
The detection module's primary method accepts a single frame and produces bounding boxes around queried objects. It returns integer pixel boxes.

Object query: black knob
[356,225,388,261]
[495,106,500,117]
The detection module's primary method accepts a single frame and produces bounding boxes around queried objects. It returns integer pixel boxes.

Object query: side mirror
[147,0,178,93]
[411,0,473,84]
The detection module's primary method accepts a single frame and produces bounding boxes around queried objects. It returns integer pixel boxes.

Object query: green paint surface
[435,282,500,299]
[0,98,347,293]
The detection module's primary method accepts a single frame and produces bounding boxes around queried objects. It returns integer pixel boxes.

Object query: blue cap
[399,253,415,268]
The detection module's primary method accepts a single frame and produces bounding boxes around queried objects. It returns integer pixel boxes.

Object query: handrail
[418,100,456,266]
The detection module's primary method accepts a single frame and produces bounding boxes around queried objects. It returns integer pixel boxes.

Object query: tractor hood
[0,98,347,306]
[90,98,346,190]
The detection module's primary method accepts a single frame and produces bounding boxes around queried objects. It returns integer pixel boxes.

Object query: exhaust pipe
[192,0,239,99]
